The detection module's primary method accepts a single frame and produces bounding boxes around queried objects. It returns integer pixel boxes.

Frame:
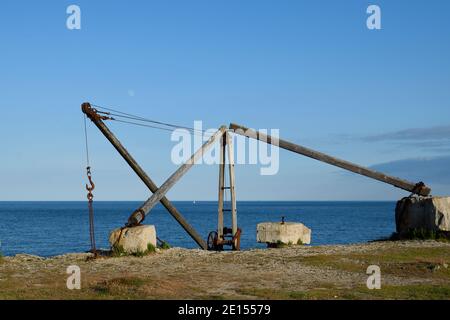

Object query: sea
[0,201,396,257]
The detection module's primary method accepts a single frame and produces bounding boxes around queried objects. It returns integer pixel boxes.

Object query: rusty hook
[86,175,95,192]
[86,166,95,194]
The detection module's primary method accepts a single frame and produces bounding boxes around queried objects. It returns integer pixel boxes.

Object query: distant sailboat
[193,200,196,205]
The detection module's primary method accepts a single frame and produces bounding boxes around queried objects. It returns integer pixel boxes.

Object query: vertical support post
[217,132,226,239]
[226,132,237,236]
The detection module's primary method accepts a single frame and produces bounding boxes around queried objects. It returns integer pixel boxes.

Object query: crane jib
[229,123,431,197]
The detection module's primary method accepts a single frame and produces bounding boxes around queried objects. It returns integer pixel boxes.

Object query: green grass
[238,284,450,300]
[268,240,301,248]
[111,243,156,258]
[111,244,127,257]
[238,287,349,300]
[91,277,147,297]
[367,284,450,300]
[146,243,156,253]
[159,241,171,250]
[390,229,450,242]
[297,246,450,281]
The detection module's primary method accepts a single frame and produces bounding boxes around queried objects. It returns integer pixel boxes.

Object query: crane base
[395,196,450,235]
[109,225,157,254]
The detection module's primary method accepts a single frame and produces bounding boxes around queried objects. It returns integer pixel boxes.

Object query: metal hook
[86,167,95,192]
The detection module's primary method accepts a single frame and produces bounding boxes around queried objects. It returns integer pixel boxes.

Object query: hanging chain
[84,115,97,257]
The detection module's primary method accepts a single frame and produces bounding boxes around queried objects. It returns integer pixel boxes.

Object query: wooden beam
[81,102,208,250]
[229,123,431,196]
[129,126,227,223]
[217,133,226,239]
[226,131,238,236]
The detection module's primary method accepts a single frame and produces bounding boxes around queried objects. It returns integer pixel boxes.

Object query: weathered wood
[131,126,227,221]
[226,132,238,236]
[217,133,226,239]
[229,123,431,196]
[81,102,208,250]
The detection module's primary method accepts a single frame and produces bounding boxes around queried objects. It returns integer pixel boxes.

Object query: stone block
[257,222,311,245]
[109,225,157,254]
[395,196,450,234]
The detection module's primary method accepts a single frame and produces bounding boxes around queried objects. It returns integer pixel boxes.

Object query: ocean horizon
[0,201,396,257]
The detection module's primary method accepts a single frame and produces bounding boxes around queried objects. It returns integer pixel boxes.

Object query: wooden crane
[81,102,431,252]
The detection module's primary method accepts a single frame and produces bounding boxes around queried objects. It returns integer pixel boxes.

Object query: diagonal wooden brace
[128,126,227,227]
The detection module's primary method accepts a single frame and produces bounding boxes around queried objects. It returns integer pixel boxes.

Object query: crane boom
[229,123,431,196]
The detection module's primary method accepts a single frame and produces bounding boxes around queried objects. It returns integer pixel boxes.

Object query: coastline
[1,240,449,300]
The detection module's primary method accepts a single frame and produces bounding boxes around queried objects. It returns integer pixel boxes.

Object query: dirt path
[1,241,449,299]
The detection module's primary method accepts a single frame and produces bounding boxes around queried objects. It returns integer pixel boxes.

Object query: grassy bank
[0,241,449,300]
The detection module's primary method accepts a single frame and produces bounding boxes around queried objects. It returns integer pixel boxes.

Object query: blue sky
[0,0,449,201]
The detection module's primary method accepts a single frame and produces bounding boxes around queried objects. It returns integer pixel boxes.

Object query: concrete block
[109,225,157,254]
[395,196,450,234]
[257,222,311,245]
